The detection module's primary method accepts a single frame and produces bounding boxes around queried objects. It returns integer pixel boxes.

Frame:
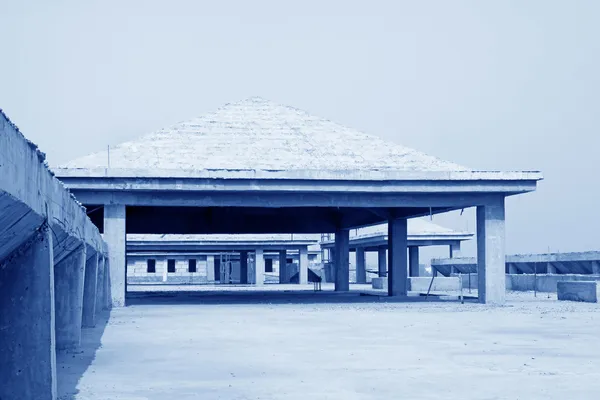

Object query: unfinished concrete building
[126,234,322,285]
[0,111,109,400]
[54,97,542,306]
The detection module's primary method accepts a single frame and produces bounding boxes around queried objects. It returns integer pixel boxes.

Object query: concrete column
[449,243,461,258]
[104,204,126,307]
[477,198,506,305]
[299,247,309,284]
[377,247,387,277]
[409,246,420,277]
[591,261,600,275]
[279,250,287,283]
[328,247,337,282]
[82,251,99,328]
[207,255,215,282]
[388,218,408,296]
[449,243,461,274]
[0,227,57,400]
[54,244,86,351]
[254,249,265,286]
[95,256,105,315]
[334,229,350,291]
[239,251,248,284]
[355,247,366,283]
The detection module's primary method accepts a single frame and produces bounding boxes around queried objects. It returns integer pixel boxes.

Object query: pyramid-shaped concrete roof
[62,97,468,172]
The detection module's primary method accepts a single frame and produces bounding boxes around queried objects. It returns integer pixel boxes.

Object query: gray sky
[2,0,599,257]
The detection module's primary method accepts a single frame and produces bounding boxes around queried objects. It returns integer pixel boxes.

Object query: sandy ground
[57,288,600,400]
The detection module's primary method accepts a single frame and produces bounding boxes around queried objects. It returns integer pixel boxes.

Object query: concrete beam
[104,204,126,307]
[334,229,350,291]
[54,244,86,351]
[0,227,57,400]
[55,167,542,184]
[355,248,366,284]
[477,197,506,305]
[67,190,517,210]
[299,247,308,284]
[388,218,408,296]
[82,251,99,328]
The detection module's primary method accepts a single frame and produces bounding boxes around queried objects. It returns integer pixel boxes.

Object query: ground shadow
[56,309,111,400]
[126,289,478,306]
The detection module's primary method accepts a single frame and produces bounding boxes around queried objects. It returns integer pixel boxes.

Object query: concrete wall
[127,255,209,284]
[0,110,107,400]
[460,273,600,293]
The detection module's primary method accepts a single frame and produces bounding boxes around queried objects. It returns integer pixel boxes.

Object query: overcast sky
[1,0,598,257]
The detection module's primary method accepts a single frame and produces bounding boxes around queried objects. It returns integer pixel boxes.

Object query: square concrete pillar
[388,217,408,296]
[334,228,350,291]
[279,250,287,283]
[477,198,506,305]
[355,247,366,283]
[104,204,126,307]
[239,251,249,284]
[377,247,387,277]
[0,227,57,400]
[254,249,265,286]
[82,251,99,328]
[409,246,420,277]
[299,247,309,284]
[207,255,215,282]
[95,256,105,315]
[54,244,86,351]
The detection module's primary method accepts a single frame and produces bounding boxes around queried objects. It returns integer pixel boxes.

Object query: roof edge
[53,167,543,182]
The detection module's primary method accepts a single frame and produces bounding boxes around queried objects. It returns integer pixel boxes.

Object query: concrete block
[557,281,600,303]
[372,277,387,289]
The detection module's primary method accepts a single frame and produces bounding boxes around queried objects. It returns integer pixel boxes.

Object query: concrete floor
[58,290,600,400]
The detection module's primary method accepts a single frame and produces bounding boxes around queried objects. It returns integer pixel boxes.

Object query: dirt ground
[57,288,600,400]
